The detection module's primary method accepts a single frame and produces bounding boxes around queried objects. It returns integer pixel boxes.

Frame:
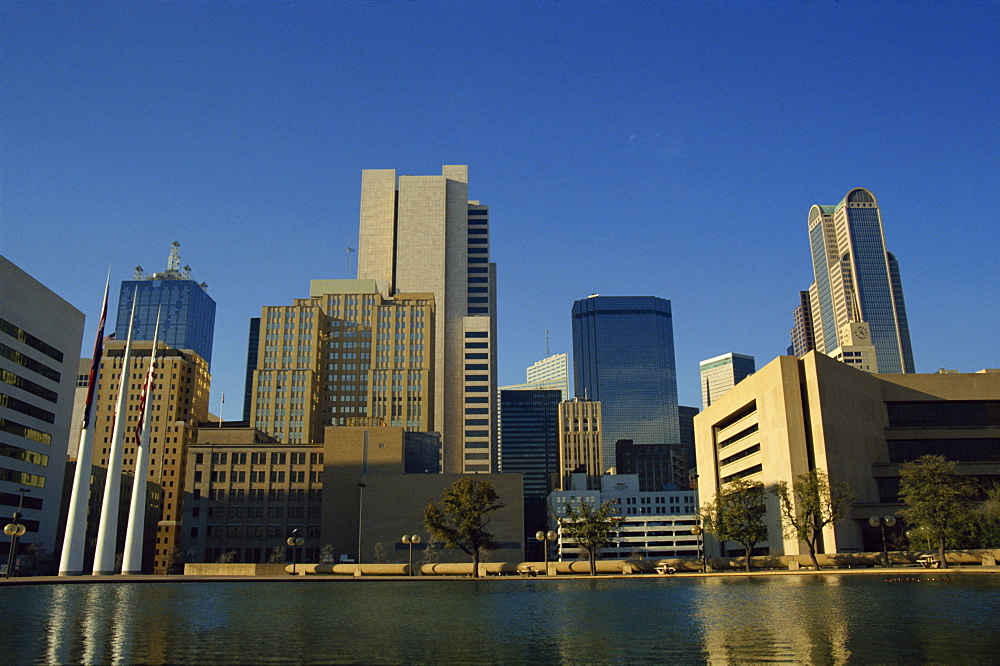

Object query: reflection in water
[3,575,999,664]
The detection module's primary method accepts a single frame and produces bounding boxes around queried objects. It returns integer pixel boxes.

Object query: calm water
[2,574,999,664]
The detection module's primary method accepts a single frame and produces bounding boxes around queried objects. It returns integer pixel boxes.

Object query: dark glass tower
[499,388,562,561]
[571,295,680,467]
[116,244,216,368]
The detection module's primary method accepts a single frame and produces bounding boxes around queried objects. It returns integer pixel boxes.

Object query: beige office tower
[357,166,497,474]
[558,398,602,490]
[91,340,210,572]
[827,321,879,373]
[249,280,434,443]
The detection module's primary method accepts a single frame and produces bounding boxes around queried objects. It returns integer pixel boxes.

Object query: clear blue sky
[2,1,998,415]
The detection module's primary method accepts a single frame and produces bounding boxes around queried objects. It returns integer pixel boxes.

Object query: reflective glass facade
[116,280,217,368]
[572,296,679,465]
[499,389,561,497]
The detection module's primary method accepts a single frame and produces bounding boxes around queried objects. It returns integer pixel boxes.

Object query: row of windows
[0,416,51,445]
[0,318,64,363]
[0,392,55,424]
[0,342,61,382]
[0,442,48,466]
[1,368,58,403]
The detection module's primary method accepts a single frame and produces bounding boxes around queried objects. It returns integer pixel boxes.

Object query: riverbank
[2,564,997,586]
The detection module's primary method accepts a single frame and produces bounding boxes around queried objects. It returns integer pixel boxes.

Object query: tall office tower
[1,257,84,562]
[572,295,679,467]
[499,353,570,400]
[789,291,816,357]
[357,166,497,474]
[242,318,260,423]
[700,353,756,408]
[804,188,914,374]
[557,398,602,490]
[117,242,217,369]
[248,280,434,445]
[499,388,562,560]
[91,340,210,572]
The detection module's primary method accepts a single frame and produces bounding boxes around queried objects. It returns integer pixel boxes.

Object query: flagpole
[92,287,139,575]
[59,269,110,576]
[122,308,160,575]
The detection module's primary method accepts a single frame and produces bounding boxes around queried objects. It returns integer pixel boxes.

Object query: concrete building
[572,295,681,475]
[615,440,688,492]
[247,279,434,446]
[117,242,217,369]
[694,352,1000,558]
[700,352,756,408]
[800,188,914,374]
[558,398,603,490]
[550,474,699,560]
[1,256,84,563]
[87,340,211,572]
[357,166,497,474]
[499,353,570,401]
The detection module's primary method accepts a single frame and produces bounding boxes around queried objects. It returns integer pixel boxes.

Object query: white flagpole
[92,287,139,575]
[59,269,110,576]
[122,308,160,575]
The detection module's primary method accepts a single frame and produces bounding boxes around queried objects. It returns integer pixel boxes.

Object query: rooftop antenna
[167,241,181,273]
[545,330,550,357]
[134,266,144,280]
[346,245,355,276]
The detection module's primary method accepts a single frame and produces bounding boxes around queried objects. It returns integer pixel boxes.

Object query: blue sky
[2,0,997,415]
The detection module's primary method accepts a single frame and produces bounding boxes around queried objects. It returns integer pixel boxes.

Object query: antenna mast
[167,241,181,273]
[545,330,550,357]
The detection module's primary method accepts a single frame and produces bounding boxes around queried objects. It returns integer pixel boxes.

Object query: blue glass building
[116,271,216,368]
[803,189,914,374]
[572,296,680,467]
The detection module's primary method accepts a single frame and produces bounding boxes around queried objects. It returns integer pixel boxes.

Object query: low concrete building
[694,351,1000,558]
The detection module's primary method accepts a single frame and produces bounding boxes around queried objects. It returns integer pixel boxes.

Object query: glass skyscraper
[116,245,216,368]
[571,295,680,466]
[801,188,914,374]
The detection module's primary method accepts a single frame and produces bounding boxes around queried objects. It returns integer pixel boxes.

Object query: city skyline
[3,2,997,415]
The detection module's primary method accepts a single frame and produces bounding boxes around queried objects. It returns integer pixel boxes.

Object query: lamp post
[357,482,366,564]
[286,529,304,575]
[690,523,706,573]
[869,515,896,567]
[4,488,29,579]
[535,530,557,575]
[402,534,421,576]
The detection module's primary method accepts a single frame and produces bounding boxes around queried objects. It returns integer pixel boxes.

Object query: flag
[81,274,110,429]
[134,309,161,447]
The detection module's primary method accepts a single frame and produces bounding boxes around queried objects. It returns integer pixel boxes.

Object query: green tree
[973,484,1000,549]
[423,477,504,578]
[373,542,388,563]
[701,478,768,572]
[557,500,619,576]
[773,469,855,570]
[899,454,976,568]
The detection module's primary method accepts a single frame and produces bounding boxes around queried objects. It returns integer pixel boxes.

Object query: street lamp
[357,482,366,564]
[535,530,557,575]
[286,529,304,575]
[690,523,706,572]
[869,515,897,567]
[401,534,421,576]
[4,488,29,579]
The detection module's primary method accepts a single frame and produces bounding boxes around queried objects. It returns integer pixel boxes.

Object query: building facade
[572,295,680,471]
[557,398,603,490]
[499,353,570,400]
[248,279,434,446]
[694,352,1000,558]
[699,353,756,408]
[116,242,217,369]
[550,474,699,561]
[357,166,497,474]
[1,256,84,563]
[801,188,914,374]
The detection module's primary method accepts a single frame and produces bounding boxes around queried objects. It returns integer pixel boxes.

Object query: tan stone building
[248,279,435,445]
[558,398,602,490]
[358,166,498,474]
[695,352,1000,557]
[180,425,524,566]
[88,340,210,572]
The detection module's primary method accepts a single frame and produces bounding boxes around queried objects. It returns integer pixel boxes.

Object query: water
[2,574,999,664]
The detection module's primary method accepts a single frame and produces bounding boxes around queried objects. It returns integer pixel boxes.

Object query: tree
[899,455,975,568]
[557,500,618,576]
[217,550,237,564]
[373,542,388,563]
[423,477,504,578]
[701,478,768,572]
[267,546,286,564]
[973,484,1000,549]
[773,469,855,570]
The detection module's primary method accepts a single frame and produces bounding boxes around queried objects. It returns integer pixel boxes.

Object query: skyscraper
[801,188,914,374]
[116,243,217,369]
[498,353,569,400]
[558,398,602,490]
[699,353,756,408]
[572,295,679,467]
[357,166,496,474]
